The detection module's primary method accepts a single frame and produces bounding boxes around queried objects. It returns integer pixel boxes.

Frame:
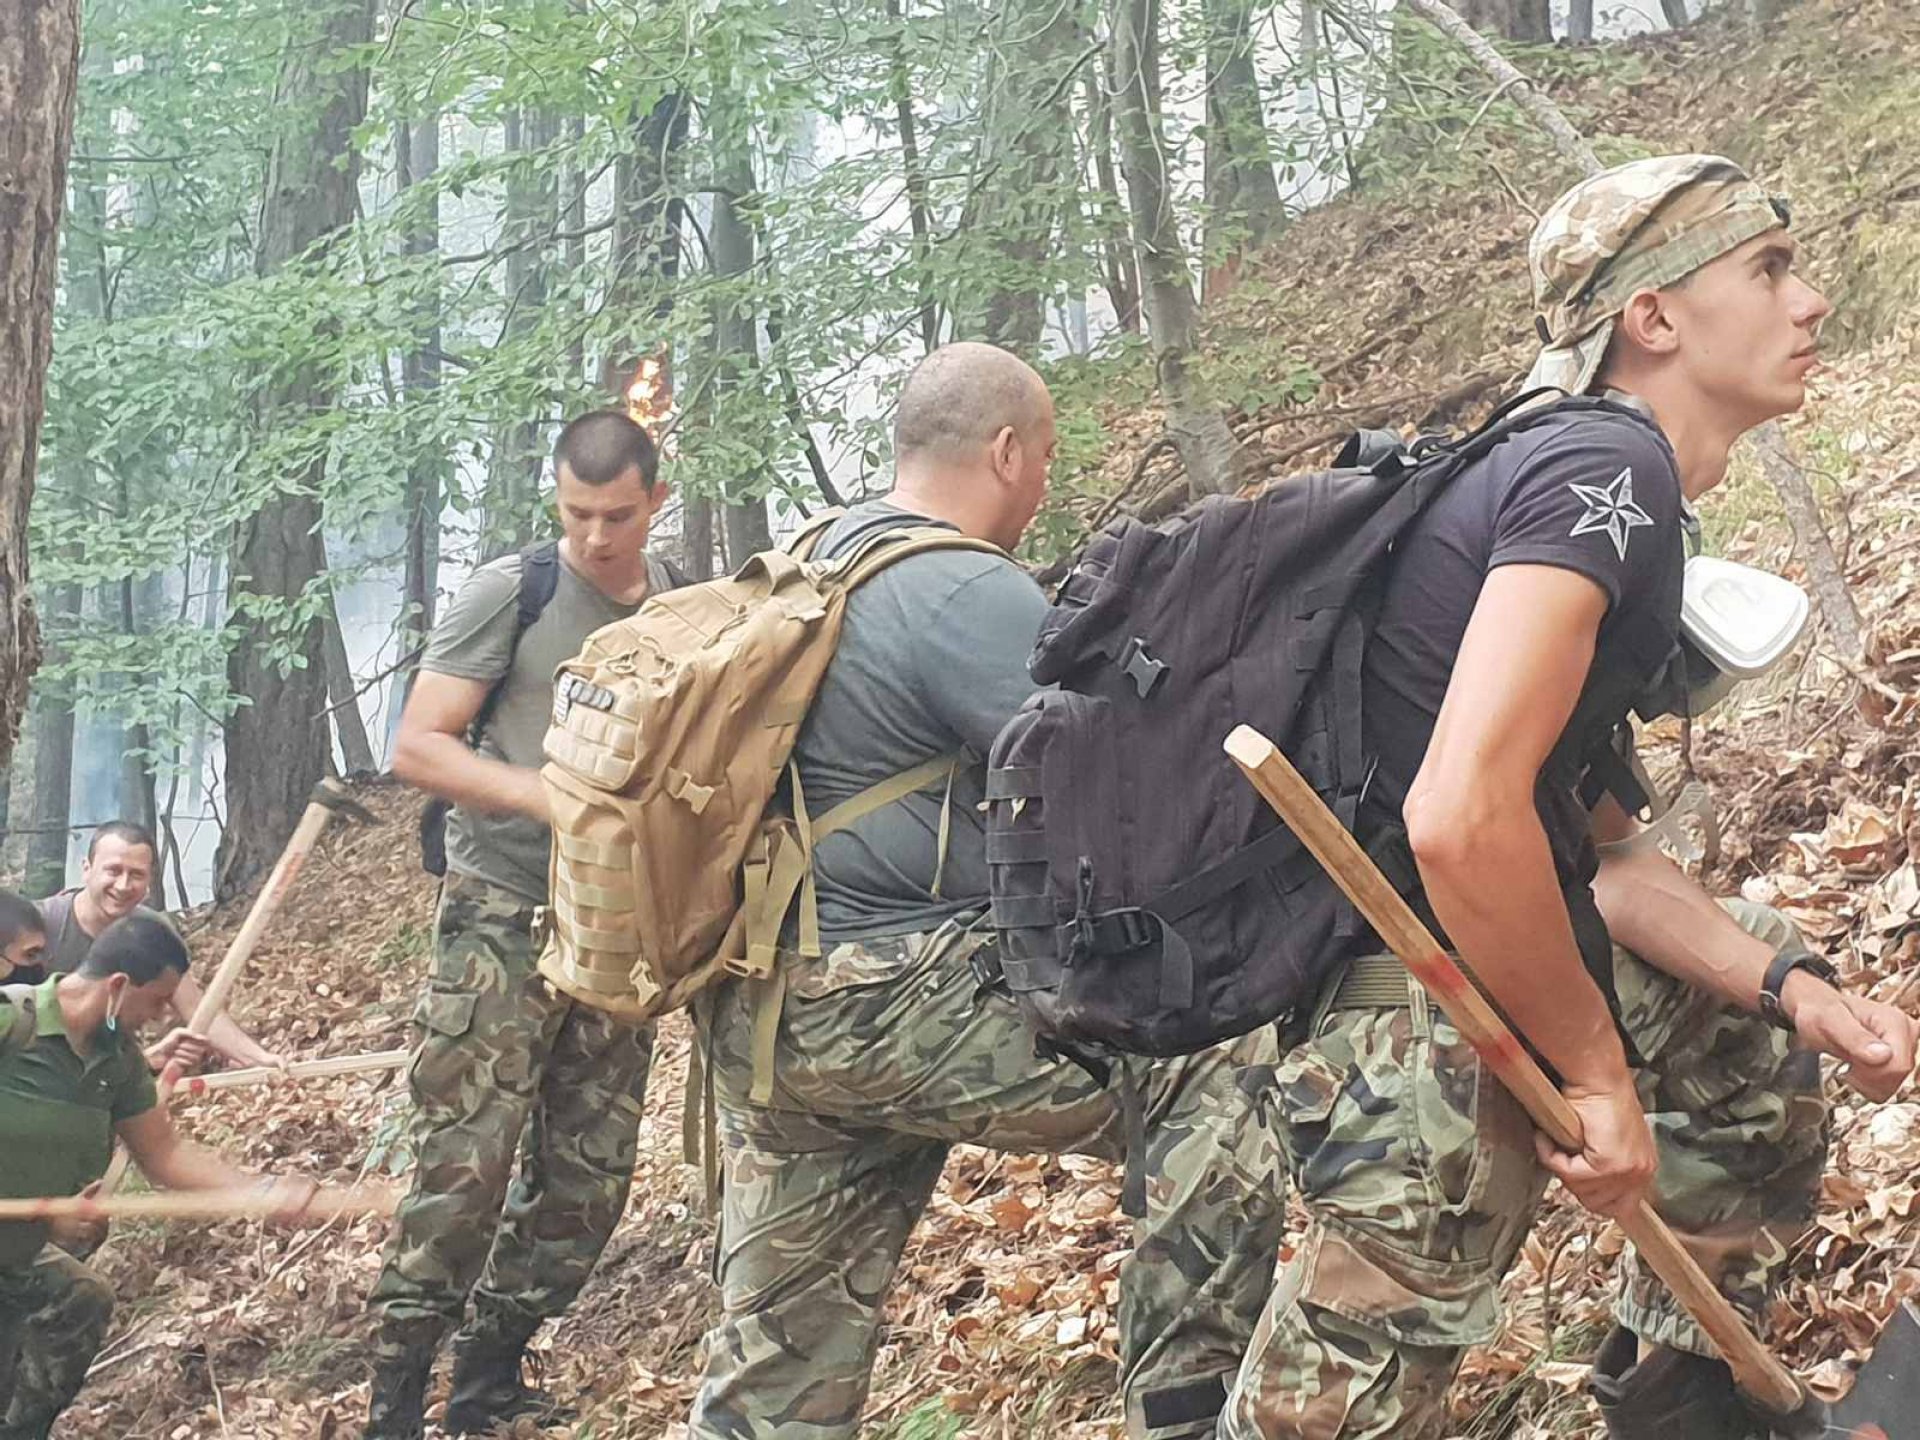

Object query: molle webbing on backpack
[985,393,1665,1059]
[534,517,1003,1072]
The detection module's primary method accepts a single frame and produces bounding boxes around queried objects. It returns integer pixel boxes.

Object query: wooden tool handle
[171,1048,410,1099]
[1224,724,1806,1415]
[0,1181,399,1224]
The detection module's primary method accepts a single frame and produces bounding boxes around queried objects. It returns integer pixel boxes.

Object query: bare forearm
[135,1135,252,1192]
[1592,848,1772,1010]
[393,731,546,821]
[1415,811,1627,1090]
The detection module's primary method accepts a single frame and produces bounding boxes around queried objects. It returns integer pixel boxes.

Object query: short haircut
[0,891,46,951]
[893,342,1049,465]
[88,820,157,862]
[78,911,190,985]
[554,410,660,491]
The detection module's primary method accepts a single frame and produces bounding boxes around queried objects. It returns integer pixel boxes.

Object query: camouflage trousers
[0,1246,114,1440]
[368,872,654,1355]
[687,916,1289,1440]
[1220,900,1830,1439]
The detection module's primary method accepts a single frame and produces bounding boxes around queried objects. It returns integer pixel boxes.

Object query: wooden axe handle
[171,1048,410,1099]
[1224,724,1806,1415]
[0,1182,398,1224]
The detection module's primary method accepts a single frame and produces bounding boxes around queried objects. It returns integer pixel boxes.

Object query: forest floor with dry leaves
[52,0,1920,1435]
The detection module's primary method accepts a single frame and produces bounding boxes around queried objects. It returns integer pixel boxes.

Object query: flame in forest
[623,355,673,444]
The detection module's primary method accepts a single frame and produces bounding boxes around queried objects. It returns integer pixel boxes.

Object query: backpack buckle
[1111,909,1155,951]
[1119,638,1168,699]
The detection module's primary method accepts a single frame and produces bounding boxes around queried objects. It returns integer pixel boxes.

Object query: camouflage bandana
[1525,154,1789,396]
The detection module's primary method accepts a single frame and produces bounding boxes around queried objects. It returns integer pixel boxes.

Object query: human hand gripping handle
[1222,724,1815,1424]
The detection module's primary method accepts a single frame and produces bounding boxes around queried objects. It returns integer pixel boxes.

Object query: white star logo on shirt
[1567,467,1654,561]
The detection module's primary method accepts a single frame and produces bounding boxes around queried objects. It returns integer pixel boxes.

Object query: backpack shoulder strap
[784,509,847,561]
[472,541,562,740]
[838,529,1007,588]
[517,540,561,629]
[0,983,40,1058]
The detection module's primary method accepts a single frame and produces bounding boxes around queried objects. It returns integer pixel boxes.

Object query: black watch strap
[1758,948,1837,1032]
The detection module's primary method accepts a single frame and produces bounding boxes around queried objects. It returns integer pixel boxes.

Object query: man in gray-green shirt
[364,410,678,1440]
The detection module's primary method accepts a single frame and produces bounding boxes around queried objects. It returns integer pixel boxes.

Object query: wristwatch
[1757,948,1838,1033]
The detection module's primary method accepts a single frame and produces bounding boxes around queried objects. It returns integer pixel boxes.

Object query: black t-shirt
[1362,402,1685,973]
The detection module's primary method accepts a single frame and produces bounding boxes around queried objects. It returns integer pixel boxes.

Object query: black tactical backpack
[984,393,1654,1058]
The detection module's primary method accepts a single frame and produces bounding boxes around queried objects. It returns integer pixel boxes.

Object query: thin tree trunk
[885,0,938,354]
[395,106,442,652]
[483,107,554,557]
[1111,0,1245,496]
[1750,425,1864,660]
[974,0,1079,353]
[1568,0,1595,41]
[1084,63,1140,335]
[0,0,77,764]
[219,0,372,897]
[23,581,77,896]
[603,92,688,397]
[712,151,774,557]
[1664,0,1693,27]
[1455,0,1552,40]
[682,497,716,581]
[1202,0,1286,297]
[323,596,377,774]
[1403,0,1600,172]
[117,570,162,905]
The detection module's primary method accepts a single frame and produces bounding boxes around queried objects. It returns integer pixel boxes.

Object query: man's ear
[988,425,1019,484]
[1614,289,1680,358]
[646,476,673,516]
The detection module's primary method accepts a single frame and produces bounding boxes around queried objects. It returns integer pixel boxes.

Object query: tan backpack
[535,514,1004,1061]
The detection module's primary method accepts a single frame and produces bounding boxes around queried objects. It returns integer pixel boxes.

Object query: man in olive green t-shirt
[364,410,679,1440]
[1,912,320,1438]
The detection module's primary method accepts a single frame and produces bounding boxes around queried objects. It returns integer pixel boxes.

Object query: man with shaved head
[684,342,1286,1440]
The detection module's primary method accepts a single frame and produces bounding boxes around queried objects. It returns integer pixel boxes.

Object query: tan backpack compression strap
[838,530,1007,589]
[811,752,964,841]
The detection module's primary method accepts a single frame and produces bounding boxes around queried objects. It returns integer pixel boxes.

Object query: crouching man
[1220,156,1917,1438]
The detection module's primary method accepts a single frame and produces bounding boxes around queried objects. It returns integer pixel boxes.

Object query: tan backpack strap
[811,751,965,841]
[838,529,1007,590]
[783,507,847,561]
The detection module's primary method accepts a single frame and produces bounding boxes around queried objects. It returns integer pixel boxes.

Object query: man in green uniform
[684,343,1288,1440]
[0,911,319,1440]
[364,409,678,1439]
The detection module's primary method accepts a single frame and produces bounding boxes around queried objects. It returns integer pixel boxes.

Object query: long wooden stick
[104,781,360,1193]
[171,1049,409,1100]
[0,1182,398,1224]
[1223,724,1808,1417]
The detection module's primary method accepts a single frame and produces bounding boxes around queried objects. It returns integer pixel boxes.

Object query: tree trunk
[395,106,442,652]
[1111,0,1245,497]
[323,595,377,774]
[219,0,372,898]
[23,582,77,896]
[483,106,554,558]
[116,570,162,905]
[1568,0,1595,41]
[1455,0,1553,40]
[1201,0,1285,297]
[0,0,77,766]
[681,497,716,581]
[884,0,939,354]
[1749,425,1864,660]
[1404,0,1600,173]
[711,153,775,558]
[603,92,688,397]
[1664,0,1693,26]
[1084,63,1140,335]
[973,0,1079,353]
